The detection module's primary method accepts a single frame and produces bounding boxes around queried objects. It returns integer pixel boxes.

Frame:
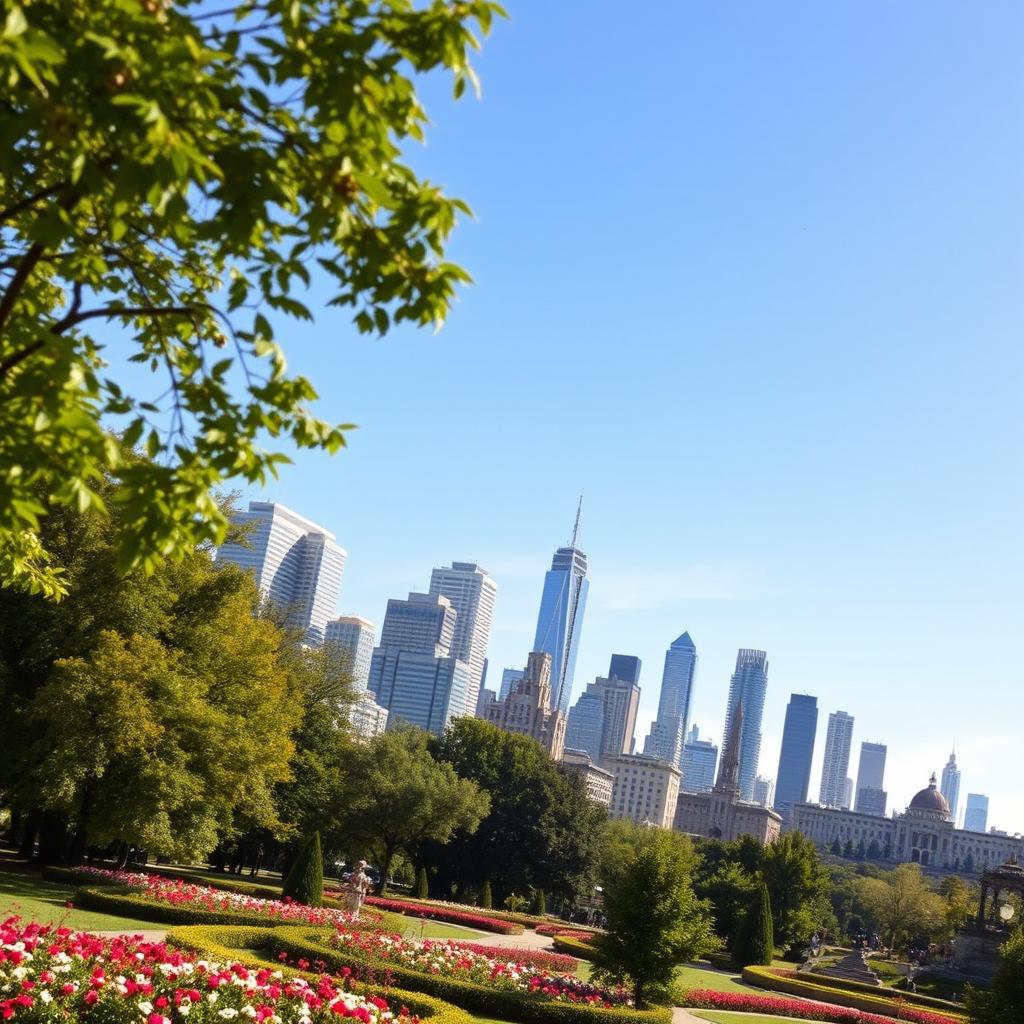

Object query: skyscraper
[753,776,774,808]
[428,562,497,716]
[774,694,818,825]
[642,633,698,770]
[722,649,768,801]
[854,742,888,816]
[964,793,989,833]
[499,668,525,701]
[681,725,718,793]
[941,750,962,824]
[566,674,639,764]
[564,690,605,762]
[325,615,376,689]
[608,654,642,686]
[217,501,346,644]
[367,593,471,733]
[818,711,855,808]
[533,506,589,714]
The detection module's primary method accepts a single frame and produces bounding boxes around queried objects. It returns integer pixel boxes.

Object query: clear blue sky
[225,3,1022,829]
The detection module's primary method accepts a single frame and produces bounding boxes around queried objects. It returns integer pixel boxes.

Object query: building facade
[533,538,589,715]
[854,742,888,816]
[681,725,718,793]
[325,615,376,689]
[484,651,567,759]
[964,794,990,834]
[564,690,605,762]
[792,775,1024,873]
[675,702,782,845]
[722,649,769,801]
[608,654,642,686]
[753,776,774,808]
[499,668,525,701]
[561,748,614,807]
[475,688,498,718]
[569,674,639,764]
[819,710,855,808]
[217,501,346,644]
[642,632,697,771]
[349,691,389,741]
[428,562,497,718]
[941,751,962,824]
[774,694,818,825]
[608,754,681,828]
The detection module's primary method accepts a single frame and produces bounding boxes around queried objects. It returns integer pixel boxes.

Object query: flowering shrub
[70,867,361,928]
[0,917,419,1024]
[534,926,598,940]
[328,931,628,1008]
[683,989,962,1024]
[448,943,576,973]
[361,899,522,936]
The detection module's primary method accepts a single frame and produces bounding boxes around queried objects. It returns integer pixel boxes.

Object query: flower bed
[68,866,364,928]
[362,898,522,936]
[535,927,599,940]
[0,917,416,1024]
[329,931,618,1006]
[452,942,576,973]
[688,987,963,1024]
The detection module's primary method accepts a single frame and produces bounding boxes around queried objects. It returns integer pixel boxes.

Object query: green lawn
[674,964,751,996]
[693,1013,828,1024]
[0,867,159,933]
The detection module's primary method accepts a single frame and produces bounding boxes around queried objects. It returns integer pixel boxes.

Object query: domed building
[791,772,1024,874]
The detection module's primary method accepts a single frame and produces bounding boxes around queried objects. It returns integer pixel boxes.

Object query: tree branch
[52,304,201,335]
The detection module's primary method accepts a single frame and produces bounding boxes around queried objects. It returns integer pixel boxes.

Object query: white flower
[179,1005,191,1017]
[208,992,219,1004]
[139,1001,155,1015]
[218,1009,239,1019]
[41,991,53,1004]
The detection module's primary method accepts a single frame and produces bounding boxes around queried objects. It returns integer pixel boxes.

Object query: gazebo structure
[976,857,1024,927]
[954,857,1024,980]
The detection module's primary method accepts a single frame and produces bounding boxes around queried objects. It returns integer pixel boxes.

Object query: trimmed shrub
[731,883,774,969]
[74,886,301,927]
[480,879,492,909]
[552,936,598,960]
[800,967,965,1013]
[364,895,524,934]
[531,889,547,916]
[264,926,673,1024]
[536,925,602,939]
[166,924,472,1024]
[414,866,430,899]
[282,831,324,907]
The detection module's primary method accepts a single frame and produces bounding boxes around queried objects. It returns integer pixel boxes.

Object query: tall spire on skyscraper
[570,492,583,549]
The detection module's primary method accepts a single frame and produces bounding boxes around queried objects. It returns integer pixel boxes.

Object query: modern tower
[818,711,855,808]
[642,633,698,771]
[367,592,471,733]
[428,562,497,717]
[773,693,818,825]
[564,690,605,763]
[324,615,376,689]
[608,654,642,686]
[498,668,525,701]
[567,673,640,764]
[722,649,768,801]
[964,793,989,833]
[533,501,589,714]
[940,750,962,824]
[681,725,718,793]
[854,742,888,816]
[217,501,346,645]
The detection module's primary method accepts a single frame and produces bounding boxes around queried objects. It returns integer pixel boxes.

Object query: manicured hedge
[265,926,672,1024]
[166,924,471,1024]
[349,893,551,930]
[741,966,968,1023]
[363,896,524,935]
[552,936,598,960]
[536,925,602,938]
[801,967,965,1014]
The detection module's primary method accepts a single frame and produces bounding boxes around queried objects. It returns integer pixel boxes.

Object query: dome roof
[909,773,950,815]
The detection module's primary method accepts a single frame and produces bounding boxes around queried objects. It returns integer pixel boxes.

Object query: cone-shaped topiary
[732,882,774,969]
[479,879,492,909]
[414,865,429,899]
[531,887,546,916]
[282,831,324,907]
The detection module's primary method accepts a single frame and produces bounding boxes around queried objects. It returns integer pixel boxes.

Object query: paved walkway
[94,929,168,942]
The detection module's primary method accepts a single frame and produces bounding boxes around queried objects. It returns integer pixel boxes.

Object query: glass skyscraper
[681,725,718,793]
[964,793,989,833]
[216,501,346,645]
[819,710,855,808]
[642,632,698,770]
[722,648,768,802]
[854,741,888,816]
[324,615,376,689]
[774,693,818,824]
[533,543,589,715]
[940,751,962,823]
[564,690,605,763]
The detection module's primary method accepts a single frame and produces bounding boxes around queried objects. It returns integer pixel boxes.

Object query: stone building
[674,702,782,844]
[485,651,567,759]
[792,773,1024,872]
[607,753,681,828]
[561,748,614,807]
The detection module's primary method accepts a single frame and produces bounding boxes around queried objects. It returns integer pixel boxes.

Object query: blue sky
[216,3,1022,828]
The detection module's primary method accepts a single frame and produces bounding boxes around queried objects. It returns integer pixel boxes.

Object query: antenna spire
[570,493,583,548]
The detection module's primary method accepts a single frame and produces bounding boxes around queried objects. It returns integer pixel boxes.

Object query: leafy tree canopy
[856,863,946,952]
[0,0,501,598]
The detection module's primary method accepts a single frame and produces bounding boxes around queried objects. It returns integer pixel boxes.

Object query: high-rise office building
[854,742,888,816]
[325,615,376,689]
[642,633,698,771]
[368,593,471,733]
[564,690,605,762]
[428,562,497,717]
[608,754,681,828]
[964,793,989,833]
[533,508,589,714]
[842,777,853,810]
[722,649,768,801]
[774,694,818,825]
[608,654,642,686]
[217,501,346,644]
[818,711,855,808]
[753,776,774,808]
[941,751,962,824]
[475,687,498,718]
[566,674,640,764]
[499,668,525,701]
[485,651,567,759]
[681,725,718,793]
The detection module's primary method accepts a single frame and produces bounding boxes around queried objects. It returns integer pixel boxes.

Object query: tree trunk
[376,844,395,896]
[36,812,68,865]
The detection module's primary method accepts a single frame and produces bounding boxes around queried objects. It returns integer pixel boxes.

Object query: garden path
[95,929,168,942]
[452,927,557,951]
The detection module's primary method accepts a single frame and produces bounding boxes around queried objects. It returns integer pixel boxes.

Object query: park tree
[857,864,946,952]
[593,823,715,1007]
[940,875,977,937]
[760,832,831,953]
[340,727,489,894]
[0,0,501,599]
[965,927,1024,1024]
[282,831,324,907]
[732,883,775,969]
[694,860,759,947]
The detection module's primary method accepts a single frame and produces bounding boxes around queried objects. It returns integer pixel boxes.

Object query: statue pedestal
[953,926,1004,982]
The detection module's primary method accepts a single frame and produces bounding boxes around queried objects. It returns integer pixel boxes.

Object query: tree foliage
[966,927,1024,1024]
[760,831,831,952]
[593,822,715,1007]
[732,882,775,968]
[0,0,501,598]
[857,864,946,952]
[282,831,324,907]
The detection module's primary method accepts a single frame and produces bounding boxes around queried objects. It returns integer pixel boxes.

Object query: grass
[692,1013,828,1024]
[0,867,159,933]
[674,964,751,996]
